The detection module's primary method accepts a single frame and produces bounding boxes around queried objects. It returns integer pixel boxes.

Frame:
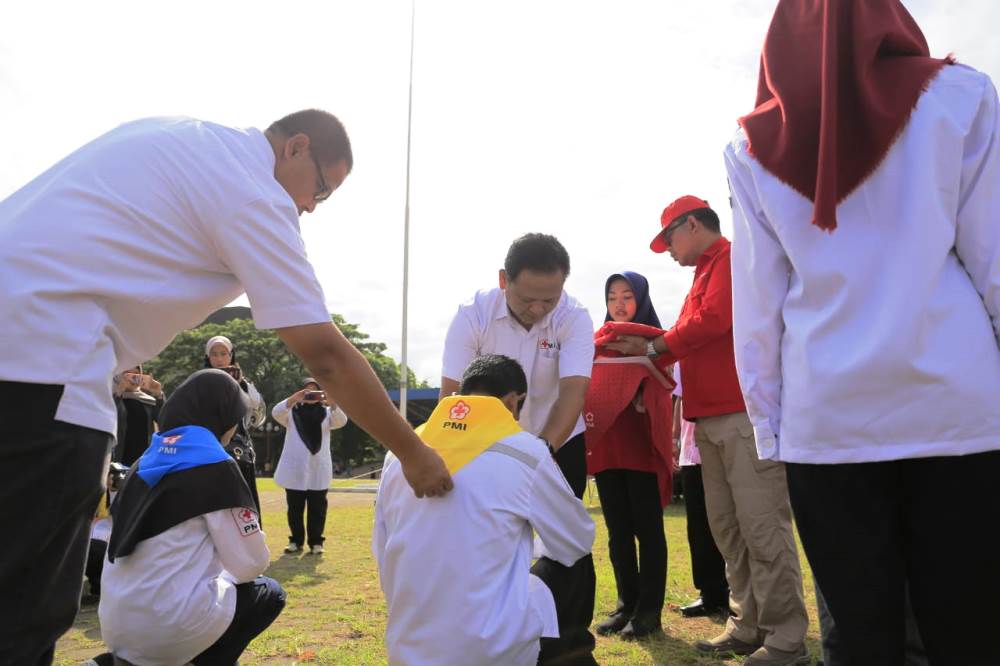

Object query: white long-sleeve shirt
[725,63,1000,464]
[99,507,270,665]
[272,399,348,490]
[373,431,595,666]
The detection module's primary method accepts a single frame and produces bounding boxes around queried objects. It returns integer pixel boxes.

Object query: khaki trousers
[695,411,808,651]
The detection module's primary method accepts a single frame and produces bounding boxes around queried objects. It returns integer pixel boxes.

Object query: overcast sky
[2,1,998,385]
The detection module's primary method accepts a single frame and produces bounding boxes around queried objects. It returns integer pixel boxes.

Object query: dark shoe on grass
[695,632,761,655]
[679,596,729,617]
[594,609,631,636]
[620,614,663,641]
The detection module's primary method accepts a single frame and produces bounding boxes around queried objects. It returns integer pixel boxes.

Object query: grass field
[56,482,823,665]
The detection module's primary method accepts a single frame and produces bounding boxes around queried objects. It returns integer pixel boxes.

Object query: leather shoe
[620,615,663,641]
[695,632,761,656]
[594,609,631,636]
[679,596,728,617]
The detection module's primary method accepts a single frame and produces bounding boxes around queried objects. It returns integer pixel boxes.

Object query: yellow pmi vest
[415,395,523,474]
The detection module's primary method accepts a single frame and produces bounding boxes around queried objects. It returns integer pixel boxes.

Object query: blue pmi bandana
[136,425,231,487]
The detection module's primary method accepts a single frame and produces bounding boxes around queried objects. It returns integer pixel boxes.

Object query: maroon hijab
[739,0,952,231]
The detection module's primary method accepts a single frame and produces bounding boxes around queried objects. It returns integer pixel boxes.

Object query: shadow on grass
[265,551,332,589]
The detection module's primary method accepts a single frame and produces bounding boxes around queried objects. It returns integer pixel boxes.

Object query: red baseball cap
[650,195,711,253]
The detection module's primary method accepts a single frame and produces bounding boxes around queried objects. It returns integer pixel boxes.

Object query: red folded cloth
[586,322,676,506]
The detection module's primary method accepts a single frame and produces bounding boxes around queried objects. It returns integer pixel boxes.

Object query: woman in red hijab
[586,271,674,640]
[726,1,1000,665]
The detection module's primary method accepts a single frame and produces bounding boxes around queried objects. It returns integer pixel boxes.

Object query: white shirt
[272,399,348,491]
[99,506,270,665]
[726,64,1000,464]
[442,288,595,443]
[373,431,595,666]
[0,117,331,435]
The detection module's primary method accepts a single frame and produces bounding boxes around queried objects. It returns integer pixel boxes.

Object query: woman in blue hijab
[97,369,285,665]
[591,271,671,640]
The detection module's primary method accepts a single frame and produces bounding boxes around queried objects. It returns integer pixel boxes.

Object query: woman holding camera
[112,366,164,466]
[203,335,265,519]
[272,378,348,554]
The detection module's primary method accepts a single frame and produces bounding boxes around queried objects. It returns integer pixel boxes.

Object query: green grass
[56,483,822,665]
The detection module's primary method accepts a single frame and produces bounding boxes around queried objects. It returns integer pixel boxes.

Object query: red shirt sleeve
[662,251,734,361]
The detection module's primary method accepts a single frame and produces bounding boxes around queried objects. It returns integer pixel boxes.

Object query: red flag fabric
[586,322,676,507]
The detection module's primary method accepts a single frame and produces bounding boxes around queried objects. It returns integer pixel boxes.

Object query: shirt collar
[696,236,730,272]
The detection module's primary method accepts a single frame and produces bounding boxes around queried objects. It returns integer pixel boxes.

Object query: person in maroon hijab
[726,1,1000,665]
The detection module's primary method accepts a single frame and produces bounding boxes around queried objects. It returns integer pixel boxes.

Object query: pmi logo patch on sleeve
[231,507,261,536]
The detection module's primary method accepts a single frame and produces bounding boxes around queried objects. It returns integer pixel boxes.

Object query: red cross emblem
[449,400,471,420]
[239,508,255,522]
[163,435,182,445]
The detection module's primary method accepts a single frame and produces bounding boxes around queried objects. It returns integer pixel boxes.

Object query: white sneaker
[284,543,301,553]
[309,544,324,555]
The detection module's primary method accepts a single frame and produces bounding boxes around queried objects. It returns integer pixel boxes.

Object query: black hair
[503,233,570,281]
[267,109,354,173]
[459,355,528,406]
[674,207,721,234]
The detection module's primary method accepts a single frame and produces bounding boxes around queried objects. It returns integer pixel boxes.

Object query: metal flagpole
[399,0,416,419]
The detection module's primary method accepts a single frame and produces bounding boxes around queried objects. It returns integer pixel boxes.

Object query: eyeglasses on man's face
[310,151,333,204]
[661,216,689,248]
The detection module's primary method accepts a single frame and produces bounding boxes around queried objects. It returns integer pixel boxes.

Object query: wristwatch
[645,339,659,358]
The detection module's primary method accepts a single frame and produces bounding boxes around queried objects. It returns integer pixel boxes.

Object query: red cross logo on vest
[449,400,471,420]
[239,508,254,522]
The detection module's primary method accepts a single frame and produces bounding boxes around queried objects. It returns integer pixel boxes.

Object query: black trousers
[192,576,286,664]
[285,488,329,547]
[680,464,729,605]
[815,576,928,666]
[533,433,597,665]
[593,469,667,619]
[85,539,108,596]
[0,381,112,666]
[787,451,1000,666]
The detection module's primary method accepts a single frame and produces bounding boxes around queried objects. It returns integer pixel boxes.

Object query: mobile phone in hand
[303,390,325,402]
[222,366,242,381]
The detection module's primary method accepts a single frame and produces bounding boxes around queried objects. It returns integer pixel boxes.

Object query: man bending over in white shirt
[374,354,596,665]
[0,109,450,664]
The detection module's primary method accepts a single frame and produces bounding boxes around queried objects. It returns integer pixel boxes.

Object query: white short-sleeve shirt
[0,117,332,435]
[441,288,595,443]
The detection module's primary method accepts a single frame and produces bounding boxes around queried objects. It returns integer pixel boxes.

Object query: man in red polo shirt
[605,195,808,665]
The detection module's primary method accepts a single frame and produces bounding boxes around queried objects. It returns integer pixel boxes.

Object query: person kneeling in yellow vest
[373,354,596,666]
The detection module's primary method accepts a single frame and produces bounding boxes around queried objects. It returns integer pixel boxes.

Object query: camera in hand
[221,365,242,381]
[109,462,130,491]
[303,390,325,402]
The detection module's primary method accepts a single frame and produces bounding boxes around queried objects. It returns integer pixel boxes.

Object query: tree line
[144,311,426,471]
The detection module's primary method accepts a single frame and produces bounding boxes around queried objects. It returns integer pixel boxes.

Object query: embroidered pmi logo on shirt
[231,507,261,536]
[538,338,560,351]
[158,434,182,454]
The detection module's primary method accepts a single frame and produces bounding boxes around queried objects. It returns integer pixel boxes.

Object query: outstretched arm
[277,322,452,498]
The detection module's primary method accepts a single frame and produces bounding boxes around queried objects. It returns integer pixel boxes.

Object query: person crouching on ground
[373,354,596,666]
[272,378,348,554]
[97,369,285,665]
